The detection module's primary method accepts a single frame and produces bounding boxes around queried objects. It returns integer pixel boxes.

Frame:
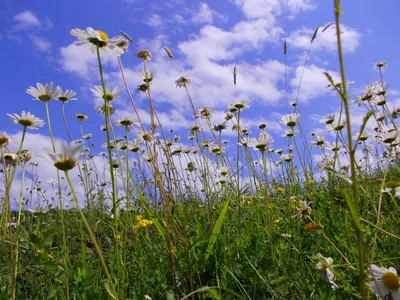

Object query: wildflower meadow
[1,0,400,299]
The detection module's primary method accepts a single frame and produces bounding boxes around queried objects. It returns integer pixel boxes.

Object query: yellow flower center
[38,94,52,101]
[382,272,400,291]
[96,30,109,40]
[54,157,77,171]
[0,136,9,145]
[58,96,68,102]
[18,119,35,127]
[103,94,114,101]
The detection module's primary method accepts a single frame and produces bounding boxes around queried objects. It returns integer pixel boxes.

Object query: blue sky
[1,0,400,205]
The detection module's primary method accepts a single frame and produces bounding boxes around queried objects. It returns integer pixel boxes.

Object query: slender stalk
[44,101,70,299]
[64,171,117,298]
[4,126,26,300]
[334,1,366,297]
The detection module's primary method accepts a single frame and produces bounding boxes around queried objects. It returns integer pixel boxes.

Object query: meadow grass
[1,1,400,299]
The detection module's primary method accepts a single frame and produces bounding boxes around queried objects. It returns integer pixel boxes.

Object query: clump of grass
[1,3,400,300]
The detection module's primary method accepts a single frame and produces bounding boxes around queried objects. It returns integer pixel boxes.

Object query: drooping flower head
[316,253,338,290]
[175,76,191,88]
[26,82,60,102]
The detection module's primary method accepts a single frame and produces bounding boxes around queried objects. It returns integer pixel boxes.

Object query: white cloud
[290,64,340,103]
[146,14,163,28]
[59,43,118,78]
[13,11,41,30]
[192,3,226,24]
[29,34,51,53]
[234,0,314,19]
[286,23,362,53]
[193,3,214,24]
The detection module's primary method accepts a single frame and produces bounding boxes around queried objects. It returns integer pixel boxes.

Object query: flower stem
[64,171,117,298]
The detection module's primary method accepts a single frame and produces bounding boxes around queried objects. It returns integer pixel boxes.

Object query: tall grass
[1,1,400,299]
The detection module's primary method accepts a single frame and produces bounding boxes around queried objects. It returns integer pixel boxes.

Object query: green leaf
[204,197,230,265]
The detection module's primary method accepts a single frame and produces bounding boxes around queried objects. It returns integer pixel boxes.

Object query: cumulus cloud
[13,11,41,30]
[286,23,362,53]
[192,3,226,24]
[146,14,163,28]
[234,0,314,19]
[29,34,52,53]
[290,64,341,103]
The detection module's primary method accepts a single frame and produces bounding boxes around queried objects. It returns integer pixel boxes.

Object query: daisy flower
[281,153,294,162]
[250,132,274,151]
[75,114,88,121]
[136,49,151,60]
[115,116,140,128]
[228,99,251,112]
[2,152,18,165]
[316,253,338,290]
[70,27,124,56]
[198,107,213,119]
[20,150,33,162]
[282,129,299,138]
[91,84,122,101]
[26,82,60,102]
[217,167,229,176]
[137,131,157,143]
[58,89,77,103]
[96,104,115,115]
[0,131,11,147]
[115,36,129,52]
[373,61,388,69]
[312,136,325,147]
[43,140,84,171]
[368,264,400,299]
[175,76,191,88]
[297,201,312,218]
[320,114,335,125]
[7,111,44,129]
[281,113,300,127]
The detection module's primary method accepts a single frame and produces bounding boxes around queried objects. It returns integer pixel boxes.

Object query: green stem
[65,171,118,298]
[45,101,70,299]
[334,1,365,297]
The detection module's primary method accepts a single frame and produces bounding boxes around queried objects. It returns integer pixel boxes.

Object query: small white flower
[217,167,229,176]
[394,187,400,198]
[58,89,77,102]
[297,201,312,218]
[249,132,274,151]
[48,178,56,185]
[228,99,251,112]
[281,113,300,127]
[115,116,140,128]
[320,114,335,125]
[7,111,44,130]
[175,76,191,88]
[70,27,124,56]
[43,140,84,171]
[91,84,122,101]
[281,153,293,162]
[26,82,60,102]
[0,131,11,147]
[83,133,92,140]
[368,264,400,299]
[316,253,338,290]
[75,114,88,121]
